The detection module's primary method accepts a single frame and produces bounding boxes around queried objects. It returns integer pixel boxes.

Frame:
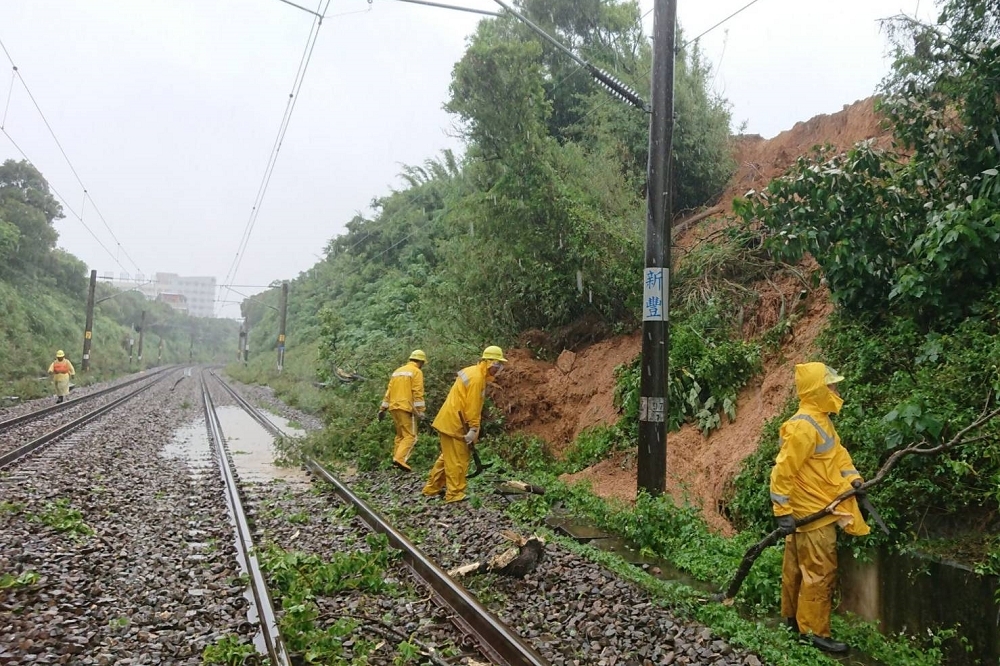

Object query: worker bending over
[422,345,507,503]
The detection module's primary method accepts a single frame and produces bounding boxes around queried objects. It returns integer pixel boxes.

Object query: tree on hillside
[0,160,64,279]
[737,0,1000,323]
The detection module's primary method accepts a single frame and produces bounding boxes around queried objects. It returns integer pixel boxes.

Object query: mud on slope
[499,98,888,534]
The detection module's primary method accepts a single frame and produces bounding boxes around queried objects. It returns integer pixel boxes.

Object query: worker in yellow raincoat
[422,345,507,503]
[377,350,427,471]
[770,362,870,654]
[47,350,76,404]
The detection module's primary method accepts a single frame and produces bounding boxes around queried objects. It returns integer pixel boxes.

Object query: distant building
[155,292,189,314]
[101,271,217,318]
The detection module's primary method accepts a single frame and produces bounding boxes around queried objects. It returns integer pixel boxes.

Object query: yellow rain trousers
[421,433,470,502]
[390,410,417,471]
[770,362,869,637]
[781,524,838,636]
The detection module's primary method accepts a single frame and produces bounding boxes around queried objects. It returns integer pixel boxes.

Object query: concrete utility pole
[277,282,288,372]
[637,0,676,497]
[82,270,97,372]
[157,338,164,365]
[128,326,135,366]
[136,310,145,364]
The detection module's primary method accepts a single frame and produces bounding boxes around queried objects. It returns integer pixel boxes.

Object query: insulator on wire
[587,65,649,113]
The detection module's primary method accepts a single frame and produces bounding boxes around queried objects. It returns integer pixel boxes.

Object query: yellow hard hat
[823,365,845,384]
[409,349,427,362]
[56,350,65,358]
[482,345,507,363]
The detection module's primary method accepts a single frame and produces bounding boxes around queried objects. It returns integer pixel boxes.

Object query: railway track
[0,367,175,469]
[209,370,549,666]
[0,366,173,434]
[0,368,252,664]
[199,371,291,666]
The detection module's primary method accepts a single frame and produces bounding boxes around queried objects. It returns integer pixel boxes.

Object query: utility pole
[239,323,248,365]
[136,310,145,365]
[277,282,288,372]
[189,331,195,362]
[82,270,97,372]
[128,325,135,366]
[157,337,164,365]
[637,0,676,497]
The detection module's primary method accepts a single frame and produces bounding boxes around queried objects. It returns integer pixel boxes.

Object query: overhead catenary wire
[491,0,648,111]
[577,0,768,126]
[219,0,331,315]
[682,0,765,48]
[1,127,130,275]
[0,37,144,276]
[389,0,498,16]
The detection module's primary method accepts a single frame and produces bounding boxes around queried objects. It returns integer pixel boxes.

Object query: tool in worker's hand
[851,479,890,536]
[460,411,493,478]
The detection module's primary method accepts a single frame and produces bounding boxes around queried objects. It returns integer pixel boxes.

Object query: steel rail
[209,371,550,666]
[0,366,174,433]
[200,373,291,666]
[0,369,172,469]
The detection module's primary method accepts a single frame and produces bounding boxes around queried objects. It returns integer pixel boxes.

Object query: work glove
[776,514,796,535]
[377,410,386,422]
[851,479,865,496]
[464,428,478,445]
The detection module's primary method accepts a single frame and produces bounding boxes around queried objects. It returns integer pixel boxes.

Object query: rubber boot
[810,636,848,653]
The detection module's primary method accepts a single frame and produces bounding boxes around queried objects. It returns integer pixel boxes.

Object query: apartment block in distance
[104,271,217,318]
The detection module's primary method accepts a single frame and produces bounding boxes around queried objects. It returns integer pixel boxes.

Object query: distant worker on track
[770,362,869,654]
[378,350,427,472]
[47,350,76,404]
[422,345,507,504]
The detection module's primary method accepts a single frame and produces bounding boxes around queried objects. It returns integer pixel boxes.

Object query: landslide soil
[495,98,889,535]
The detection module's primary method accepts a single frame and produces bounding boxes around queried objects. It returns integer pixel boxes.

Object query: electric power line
[219,0,332,314]
[1,127,130,274]
[0,36,144,276]
[682,0,765,48]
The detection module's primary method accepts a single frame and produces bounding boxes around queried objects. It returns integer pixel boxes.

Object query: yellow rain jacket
[431,361,491,439]
[380,361,425,416]
[770,363,869,536]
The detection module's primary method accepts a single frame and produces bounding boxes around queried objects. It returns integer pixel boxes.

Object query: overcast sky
[0,0,932,318]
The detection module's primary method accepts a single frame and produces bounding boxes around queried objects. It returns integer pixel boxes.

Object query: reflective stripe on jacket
[380,361,425,414]
[769,362,869,535]
[431,361,489,439]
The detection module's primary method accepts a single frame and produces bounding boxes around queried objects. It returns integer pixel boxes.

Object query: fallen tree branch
[717,399,1000,603]
[318,611,453,666]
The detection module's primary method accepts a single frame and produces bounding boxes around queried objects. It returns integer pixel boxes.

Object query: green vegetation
[259,533,459,664]
[32,498,93,537]
[729,0,1000,568]
[0,159,237,399]
[0,570,40,589]
[201,634,257,665]
[227,0,1000,663]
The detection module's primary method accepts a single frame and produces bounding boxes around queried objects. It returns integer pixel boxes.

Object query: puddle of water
[545,510,717,594]
[258,408,307,439]
[161,420,213,480]
[214,405,307,484]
